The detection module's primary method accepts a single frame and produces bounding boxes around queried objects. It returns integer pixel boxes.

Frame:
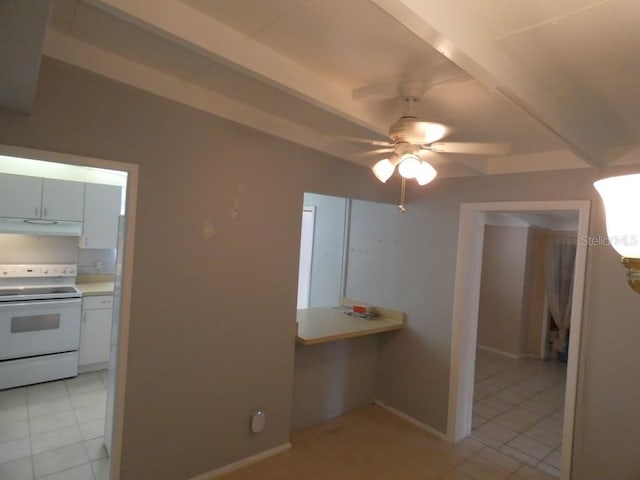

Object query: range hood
[0,217,82,236]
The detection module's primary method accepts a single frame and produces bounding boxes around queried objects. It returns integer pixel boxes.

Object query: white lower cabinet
[79,295,113,368]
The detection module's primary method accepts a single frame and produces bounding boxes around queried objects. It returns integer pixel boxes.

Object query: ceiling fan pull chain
[399,177,407,212]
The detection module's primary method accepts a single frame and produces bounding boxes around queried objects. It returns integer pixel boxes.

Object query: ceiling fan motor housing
[389,116,427,144]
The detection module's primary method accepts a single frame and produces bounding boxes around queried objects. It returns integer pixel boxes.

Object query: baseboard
[78,362,108,374]
[190,442,291,480]
[373,399,448,442]
[476,344,524,360]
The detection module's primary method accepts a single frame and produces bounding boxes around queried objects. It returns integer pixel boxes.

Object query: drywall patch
[230,197,240,219]
[203,219,215,239]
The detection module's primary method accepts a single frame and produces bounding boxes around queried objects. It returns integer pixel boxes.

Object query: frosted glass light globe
[371,159,395,183]
[416,161,437,186]
[594,173,640,258]
[397,155,421,179]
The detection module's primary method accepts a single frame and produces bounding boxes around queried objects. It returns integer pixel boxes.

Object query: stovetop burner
[0,264,81,302]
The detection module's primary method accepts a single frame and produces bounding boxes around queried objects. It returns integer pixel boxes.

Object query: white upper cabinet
[81,183,121,249]
[41,179,85,221]
[0,173,85,221]
[0,173,43,218]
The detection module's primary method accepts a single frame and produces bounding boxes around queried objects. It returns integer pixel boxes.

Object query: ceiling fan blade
[354,148,395,157]
[328,135,393,147]
[429,142,510,155]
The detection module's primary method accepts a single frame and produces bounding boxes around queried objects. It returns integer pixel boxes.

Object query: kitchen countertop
[296,298,405,346]
[76,275,115,296]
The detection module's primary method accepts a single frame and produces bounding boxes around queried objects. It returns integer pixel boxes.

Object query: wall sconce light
[594,173,640,293]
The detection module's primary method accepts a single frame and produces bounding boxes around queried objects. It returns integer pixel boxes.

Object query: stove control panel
[0,264,78,278]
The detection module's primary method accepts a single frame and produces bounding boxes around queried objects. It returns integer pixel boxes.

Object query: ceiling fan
[343,81,509,201]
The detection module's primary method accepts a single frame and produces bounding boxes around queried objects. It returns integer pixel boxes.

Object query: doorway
[0,144,137,480]
[446,201,590,480]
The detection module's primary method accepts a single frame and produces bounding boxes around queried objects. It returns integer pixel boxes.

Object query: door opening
[447,201,590,480]
[0,144,138,480]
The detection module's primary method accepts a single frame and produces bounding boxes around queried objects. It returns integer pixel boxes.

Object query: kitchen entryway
[0,372,109,479]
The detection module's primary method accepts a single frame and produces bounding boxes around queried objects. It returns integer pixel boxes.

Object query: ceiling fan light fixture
[397,154,421,179]
[416,161,437,186]
[372,158,395,183]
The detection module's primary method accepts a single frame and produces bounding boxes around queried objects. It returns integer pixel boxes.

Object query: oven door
[0,298,81,361]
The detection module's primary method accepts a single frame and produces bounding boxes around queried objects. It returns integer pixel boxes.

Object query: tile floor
[1,355,563,480]
[471,349,567,478]
[219,404,559,480]
[0,371,109,480]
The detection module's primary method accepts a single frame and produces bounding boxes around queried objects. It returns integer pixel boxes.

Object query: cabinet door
[42,179,85,221]
[0,173,43,218]
[79,307,113,366]
[82,184,121,249]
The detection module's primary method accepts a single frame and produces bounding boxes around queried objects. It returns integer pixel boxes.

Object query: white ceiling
[4,0,640,178]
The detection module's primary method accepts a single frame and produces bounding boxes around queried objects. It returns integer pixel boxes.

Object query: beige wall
[291,337,378,430]
[346,170,640,479]
[1,58,639,479]
[525,227,547,356]
[477,225,531,356]
[0,59,395,480]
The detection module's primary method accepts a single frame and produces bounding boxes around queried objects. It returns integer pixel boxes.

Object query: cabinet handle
[44,208,48,218]
[35,207,39,217]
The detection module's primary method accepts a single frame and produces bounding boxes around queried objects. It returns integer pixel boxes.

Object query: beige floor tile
[33,443,89,478]
[70,391,106,409]
[0,437,30,465]
[457,454,512,480]
[498,444,538,467]
[518,400,557,416]
[472,414,487,429]
[476,447,522,472]
[476,398,513,416]
[0,405,28,426]
[513,464,558,480]
[74,403,106,423]
[0,389,27,410]
[37,463,94,480]
[535,462,560,478]
[475,422,519,444]
[0,419,29,443]
[0,457,33,480]
[29,410,77,435]
[27,397,73,420]
[541,449,562,469]
[84,438,108,462]
[522,424,562,449]
[91,458,110,480]
[31,425,83,455]
[471,431,504,449]
[506,435,554,461]
[25,383,68,404]
[473,403,502,420]
[78,419,105,441]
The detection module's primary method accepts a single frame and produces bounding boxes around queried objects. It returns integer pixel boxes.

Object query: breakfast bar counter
[295,299,405,345]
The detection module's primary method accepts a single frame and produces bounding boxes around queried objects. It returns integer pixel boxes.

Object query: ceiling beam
[0,0,53,113]
[370,0,607,166]
[83,0,388,136]
[44,30,373,169]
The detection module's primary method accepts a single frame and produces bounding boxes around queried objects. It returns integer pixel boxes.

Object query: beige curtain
[545,238,577,354]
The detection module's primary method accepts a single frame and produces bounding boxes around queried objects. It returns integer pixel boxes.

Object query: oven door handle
[0,298,82,308]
